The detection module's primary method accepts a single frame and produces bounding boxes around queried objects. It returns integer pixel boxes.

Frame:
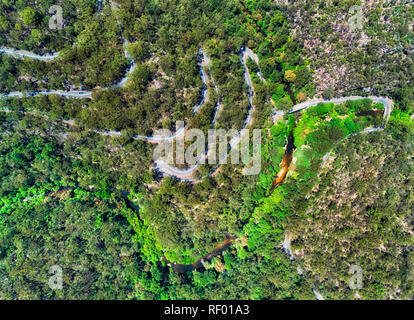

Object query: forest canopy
[0,0,413,300]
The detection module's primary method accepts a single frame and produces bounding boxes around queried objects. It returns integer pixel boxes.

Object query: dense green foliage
[1,0,129,92]
[0,112,171,299]
[291,129,414,299]
[1,0,83,54]
[0,0,413,300]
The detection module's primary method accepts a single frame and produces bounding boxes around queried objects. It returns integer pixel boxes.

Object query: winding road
[152,47,259,182]
[0,0,136,99]
[0,0,400,302]
[0,47,59,61]
[0,41,261,182]
[0,1,394,183]
[0,40,136,100]
[0,42,394,182]
[290,96,393,119]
